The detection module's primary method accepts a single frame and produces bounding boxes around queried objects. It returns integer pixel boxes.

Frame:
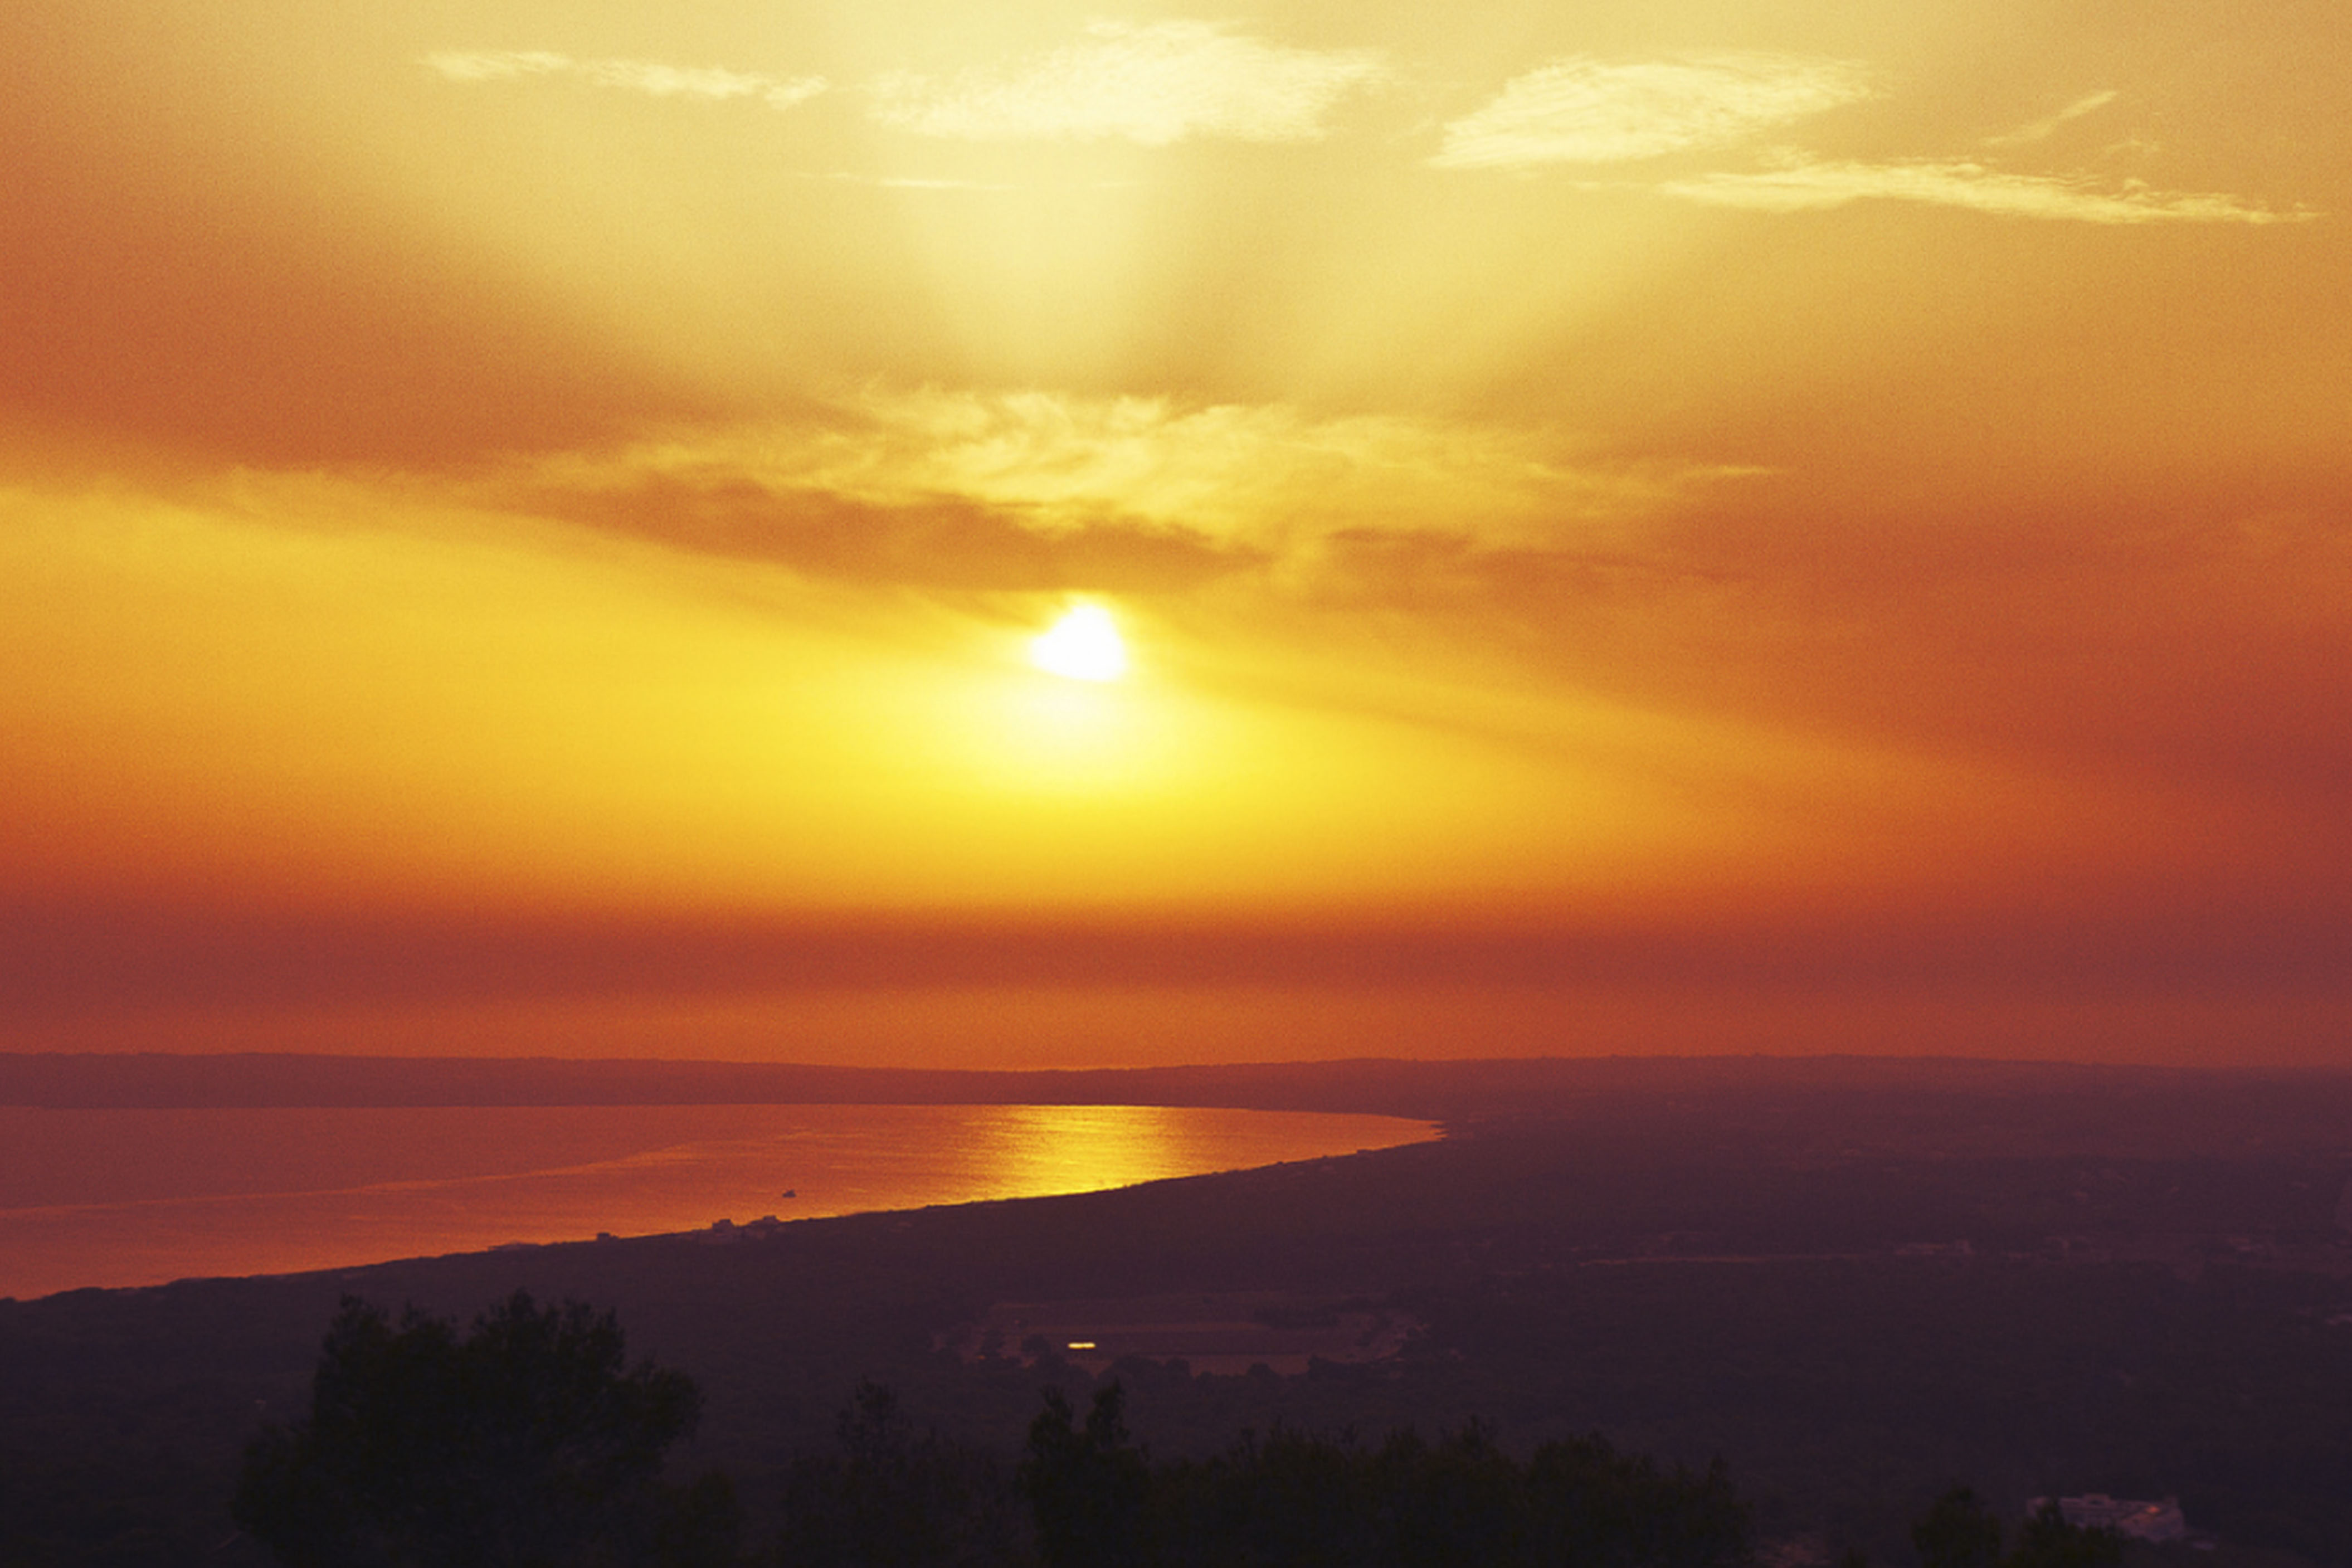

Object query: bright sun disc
[1031,605,1128,682]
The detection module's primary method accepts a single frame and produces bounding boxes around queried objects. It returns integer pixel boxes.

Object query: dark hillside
[3,1056,2349,1566]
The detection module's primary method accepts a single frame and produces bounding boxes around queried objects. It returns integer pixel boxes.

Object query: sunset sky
[6,0,2347,1067]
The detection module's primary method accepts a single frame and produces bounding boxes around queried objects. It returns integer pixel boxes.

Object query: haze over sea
[0,1103,1434,1302]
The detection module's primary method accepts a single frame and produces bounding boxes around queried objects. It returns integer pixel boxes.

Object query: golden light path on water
[0,1103,1436,1301]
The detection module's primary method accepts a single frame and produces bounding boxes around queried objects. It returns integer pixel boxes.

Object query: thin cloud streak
[1430,55,1872,168]
[867,21,1387,145]
[1986,89,2120,147]
[1659,157,2318,223]
[510,475,1260,595]
[425,51,826,109]
[500,391,1749,587]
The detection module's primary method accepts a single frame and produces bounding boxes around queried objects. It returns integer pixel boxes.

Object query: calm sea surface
[0,1103,1435,1301]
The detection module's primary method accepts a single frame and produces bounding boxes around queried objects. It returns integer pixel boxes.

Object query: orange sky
[5,0,2348,1067]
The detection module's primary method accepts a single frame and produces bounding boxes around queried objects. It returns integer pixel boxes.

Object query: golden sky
[5,0,2348,1065]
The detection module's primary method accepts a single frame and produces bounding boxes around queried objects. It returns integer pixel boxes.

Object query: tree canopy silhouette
[2004,1503,2123,1568]
[1022,1384,1152,1568]
[1913,1489,2006,1568]
[1908,1488,2122,1568]
[233,1290,735,1568]
[775,1379,1031,1567]
[1020,1382,1750,1568]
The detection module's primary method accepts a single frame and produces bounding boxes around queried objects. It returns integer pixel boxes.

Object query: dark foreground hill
[3,1054,2350,1567]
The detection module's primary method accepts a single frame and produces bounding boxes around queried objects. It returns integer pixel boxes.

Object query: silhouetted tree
[1376,1423,1528,1568]
[1022,1384,1150,1568]
[2003,1503,2121,1568]
[774,1380,1030,1567]
[1525,1433,1750,1568]
[1912,1489,2004,1568]
[234,1291,736,1567]
[1108,1411,1749,1568]
[1149,1425,1380,1568]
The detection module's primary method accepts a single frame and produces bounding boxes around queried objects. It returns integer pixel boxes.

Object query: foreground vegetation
[231,1291,2130,1568]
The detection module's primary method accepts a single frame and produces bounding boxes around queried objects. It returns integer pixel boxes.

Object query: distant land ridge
[0,1049,2150,1108]
[6,1054,2350,1154]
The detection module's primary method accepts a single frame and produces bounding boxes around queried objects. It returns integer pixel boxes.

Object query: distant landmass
[6,1049,2350,1136]
[4,1054,2350,1567]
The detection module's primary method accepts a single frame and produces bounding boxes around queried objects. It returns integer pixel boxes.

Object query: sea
[0,1102,1436,1301]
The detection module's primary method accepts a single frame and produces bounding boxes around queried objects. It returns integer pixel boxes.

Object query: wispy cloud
[1986,89,2119,147]
[686,388,1722,550]
[866,21,1387,145]
[485,391,1742,594]
[1659,157,2319,224]
[511,475,1255,594]
[1430,55,1872,169]
[425,51,826,110]
[785,171,1021,191]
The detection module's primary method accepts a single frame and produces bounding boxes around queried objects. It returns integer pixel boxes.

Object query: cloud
[1985,89,2120,147]
[675,390,1723,545]
[1658,157,2319,223]
[481,391,1743,593]
[425,51,826,110]
[1431,66,2315,226]
[866,21,1387,145]
[517,475,1255,593]
[1430,55,1872,168]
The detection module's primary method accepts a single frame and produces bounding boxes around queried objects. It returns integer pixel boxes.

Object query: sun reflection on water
[961,1103,1194,1200]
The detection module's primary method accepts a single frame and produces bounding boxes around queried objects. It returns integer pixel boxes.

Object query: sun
[1030,603,1129,682]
